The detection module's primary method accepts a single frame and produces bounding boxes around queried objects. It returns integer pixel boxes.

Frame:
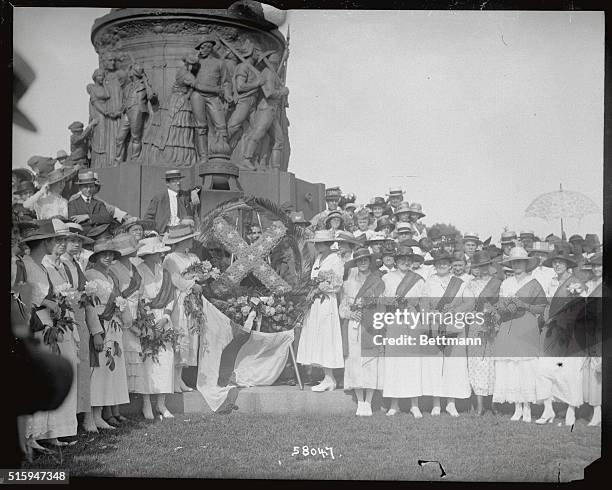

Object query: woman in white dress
[339,247,386,416]
[582,252,602,427]
[493,247,547,423]
[109,234,144,397]
[535,250,585,426]
[162,224,201,393]
[23,168,74,219]
[297,230,345,391]
[465,251,501,415]
[136,237,176,419]
[381,245,425,418]
[21,219,78,450]
[420,251,472,417]
[61,229,99,432]
[85,238,130,430]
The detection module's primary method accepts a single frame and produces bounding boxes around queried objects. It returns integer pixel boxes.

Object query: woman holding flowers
[493,247,547,423]
[162,224,205,393]
[535,250,585,426]
[109,233,145,395]
[61,228,100,432]
[85,238,130,430]
[465,251,502,415]
[339,247,386,416]
[297,230,345,392]
[420,251,473,417]
[42,229,82,443]
[136,236,177,419]
[21,218,78,449]
[380,245,425,418]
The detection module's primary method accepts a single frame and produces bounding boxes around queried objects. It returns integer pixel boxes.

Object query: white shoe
[410,407,423,419]
[311,380,336,392]
[588,407,601,427]
[522,405,531,423]
[565,408,576,427]
[386,408,399,416]
[446,404,459,417]
[362,402,373,417]
[431,406,441,416]
[535,412,555,424]
[510,410,522,421]
[355,402,364,416]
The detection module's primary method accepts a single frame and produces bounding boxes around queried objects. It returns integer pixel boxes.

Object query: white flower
[83,281,98,297]
[115,297,129,312]
[567,283,584,295]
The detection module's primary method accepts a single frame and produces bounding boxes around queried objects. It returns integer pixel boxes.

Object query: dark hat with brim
[470,250,493,268]
[542,250,578,269]
[376,216,395,232]
[324,211,344,225]
[117,218,157,235]
[425,251,454,265]
[21,218,72,243]
[195,35,218,49]
[588,252,602,266]
[86,223,111,239]
[89,237,121,263]
[13,180,37,195]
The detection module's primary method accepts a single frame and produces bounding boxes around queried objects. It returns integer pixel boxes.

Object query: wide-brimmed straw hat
[117,217,156,235]
[324,210,344,225]
[542,250,578,269]
[21,218,72,242]
[112,233,141,256]
[89,237,121,262]
[27,156,56,176]
[308,229,337,244]
[407,202,425,218]
[163,224,198,245]
[335,230,364,247]
[500,247,539,270]
[392,202,412,217]
[39,167,77,186]
[137,236,171,257]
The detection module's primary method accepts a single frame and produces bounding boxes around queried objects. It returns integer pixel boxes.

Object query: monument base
[95,164,325,221]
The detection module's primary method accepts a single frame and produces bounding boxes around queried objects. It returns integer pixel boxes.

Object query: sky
[13,8,604,242]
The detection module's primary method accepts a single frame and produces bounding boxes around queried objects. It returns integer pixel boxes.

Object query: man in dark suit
[67,171,113,238]
[144,169,193,234]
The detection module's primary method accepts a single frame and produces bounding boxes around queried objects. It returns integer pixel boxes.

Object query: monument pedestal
[95,164,325,221]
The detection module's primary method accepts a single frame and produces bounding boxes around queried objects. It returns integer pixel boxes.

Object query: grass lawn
[24,410,599,481]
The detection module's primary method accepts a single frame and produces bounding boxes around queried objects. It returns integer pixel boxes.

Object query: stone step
[121,386,359,416]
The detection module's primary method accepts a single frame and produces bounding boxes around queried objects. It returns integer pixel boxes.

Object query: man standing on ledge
[144,170,194,234]
[190,35,230,161]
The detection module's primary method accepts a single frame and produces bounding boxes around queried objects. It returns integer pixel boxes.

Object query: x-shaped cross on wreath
[210,216,292,296]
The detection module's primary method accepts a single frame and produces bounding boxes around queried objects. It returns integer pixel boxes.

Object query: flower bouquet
[567,282,585,297]
[135,299,179,363]
[44,293,76,356]
[182,260,221,334]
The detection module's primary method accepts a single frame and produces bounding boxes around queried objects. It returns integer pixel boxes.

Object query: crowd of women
[10,167,602,458]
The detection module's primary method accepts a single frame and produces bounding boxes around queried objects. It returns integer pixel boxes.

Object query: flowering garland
[182,260,220,334]
[44,292,76,356]
[134,299,179,363]
[211,294,299,333]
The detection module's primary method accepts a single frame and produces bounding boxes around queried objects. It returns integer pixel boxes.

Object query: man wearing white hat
[386,187,405,215]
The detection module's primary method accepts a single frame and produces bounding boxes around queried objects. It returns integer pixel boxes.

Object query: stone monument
[89,4,325,219]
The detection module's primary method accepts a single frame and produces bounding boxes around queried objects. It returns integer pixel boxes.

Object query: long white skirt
[90,322,129,407]
[421,355,471,399]
[383,357,422,398]
[343,320,383,390]
[297,295,344,369]
[535,356,584,407]
[583,357,601,406]
[493,358,538,403]
[142,343,175,394]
